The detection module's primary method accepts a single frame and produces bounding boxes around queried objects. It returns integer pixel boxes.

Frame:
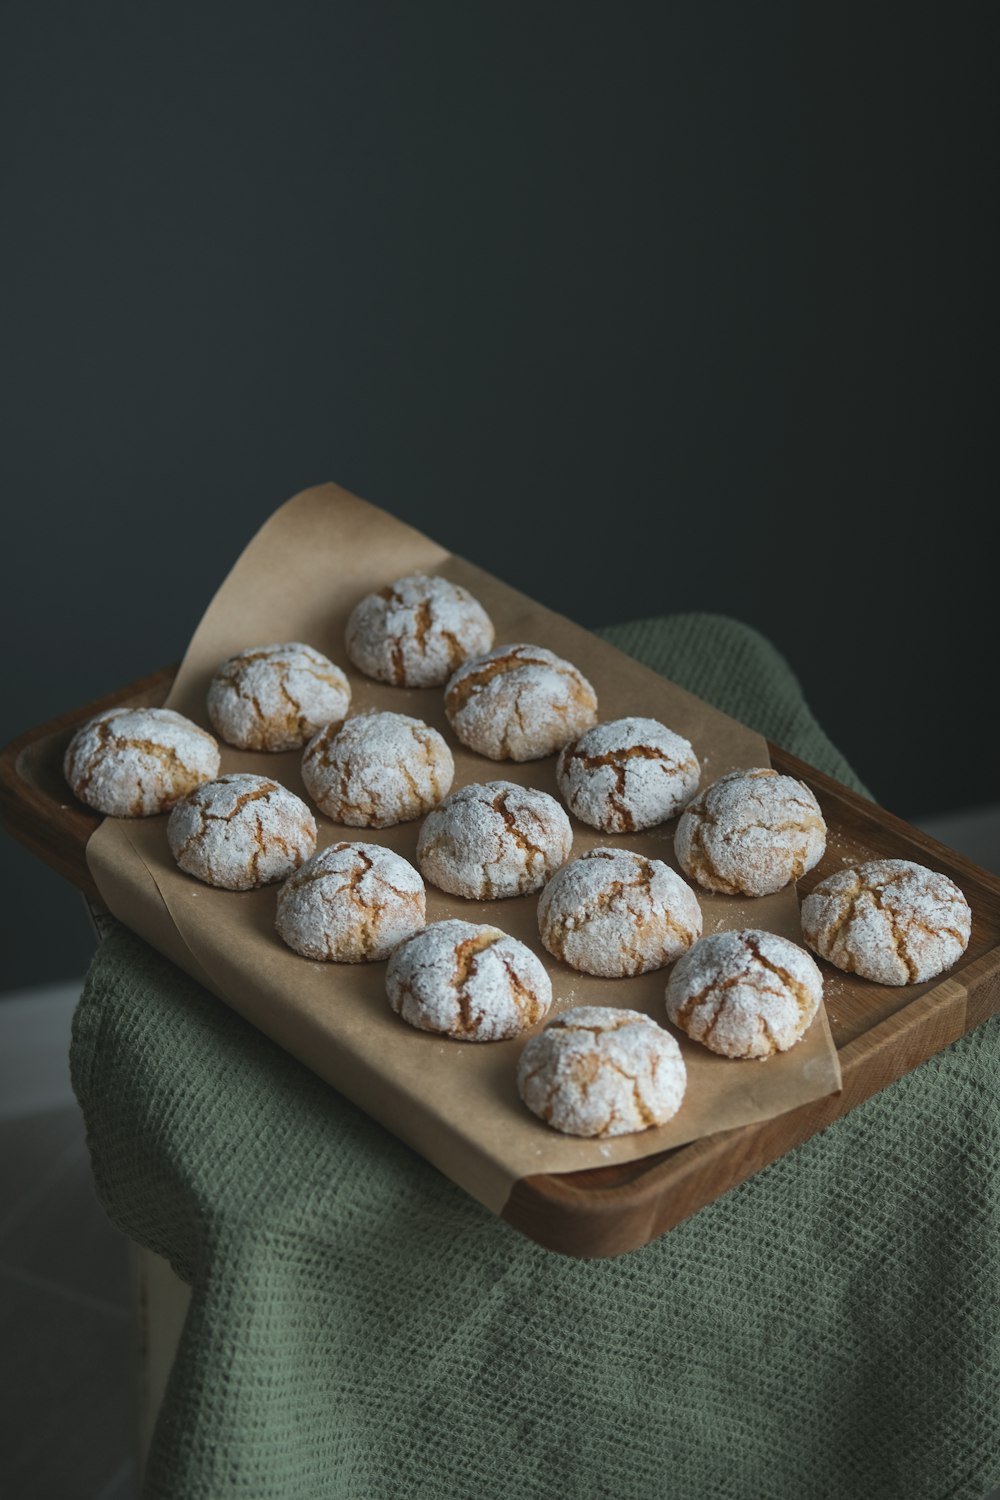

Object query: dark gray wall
[2,3,996,990]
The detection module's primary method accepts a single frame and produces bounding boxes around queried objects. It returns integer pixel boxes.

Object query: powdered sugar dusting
[557,716,700,832]
[64,706,220,818]
[167,773,317,890]
[416,780,573,899]
[207,642,350,751]
[346,573,494,687]
[276,841,426,962]
[538,847,703,978]
[675,767,827,897]
[301,711,454,827]
[801,858,972,985]
[386,919,552,1041]
[665,929,823,1059]
[444,643,598,761]
[516,1006,687,1137]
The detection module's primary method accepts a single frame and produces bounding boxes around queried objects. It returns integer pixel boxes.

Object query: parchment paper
[86,483,842,1215]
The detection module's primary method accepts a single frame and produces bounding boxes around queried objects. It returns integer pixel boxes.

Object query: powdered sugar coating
[276,841,426,962]
[301,711,454,827]
[538,847,703,978]
[801,858,972,985]
[346,573,494,687]
[416,780,573,900]
[665,929,823,1059]
[207,642,351,752]
[517,1006,687,1138]
[386,919,552,1041]
[64,706,220,818]
[674,767,827,897]
[557,716,700,833]
[444,643,598,762]
[167,773,316,890]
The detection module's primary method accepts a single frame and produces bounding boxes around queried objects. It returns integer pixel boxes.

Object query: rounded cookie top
[556,716,700,832]
[444,643,598,762]
[276,841,426,962]
[517,1006,687,1138]
[64,706,220,818]
[386,919,552,1042]
[674,767,827,897]
[346,573,494,687]
[206,642,351,752]
[416,780,573,900]
[538,847,702,978]
[167,773,317,890]
[665,929,823,1059]
[301,711,454,827]
[800,858,972,986]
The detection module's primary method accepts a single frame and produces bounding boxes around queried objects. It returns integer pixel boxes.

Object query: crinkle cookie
[386,919,552,1041]
[301,711,454,827]
[444,644,598,762]
[276,841,426,962]
[665,929,823,1059]
[346,573,494,687]
[517,1007,687,1138]
[537,847,702,978]
[167,773,317,890]
[801,858,972,986]
[63,706,220,818]
[556,716,700,832]
[207,641,350,752]
[416,780,573,900]
[674,767,827,897]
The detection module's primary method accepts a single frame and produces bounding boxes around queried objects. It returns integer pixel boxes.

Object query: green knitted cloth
[71,615,999,1500]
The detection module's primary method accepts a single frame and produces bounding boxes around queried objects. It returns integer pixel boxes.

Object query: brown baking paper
[86,483,842,1216]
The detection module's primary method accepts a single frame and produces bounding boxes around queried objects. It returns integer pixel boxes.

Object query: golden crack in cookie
[665,928,823,1059]
[416,780,572,899]
[386,919,552,1041]
[800,858,971,985]
[538,847,702,978]
[207,641,350,752]
[674,767,827,897]
[556,716,700,832]
[346,573,494,687]
[444,643,598,762]
[276,841,426,962]
[63,706,220,817]
[517,1006,687,1137]
[167,773,317,890]
[302,711,454,827]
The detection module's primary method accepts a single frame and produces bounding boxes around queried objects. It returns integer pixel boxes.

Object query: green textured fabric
[71,614,999,1500]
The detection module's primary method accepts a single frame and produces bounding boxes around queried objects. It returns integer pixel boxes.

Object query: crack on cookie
[559,753,643,832]
[445,649,557,713]
[498,955,545,1026]
[274,674,310,740]
[547,1014,639,1035]
[440,628,467,671]
[599,1059,657,1127]
[490,788,550,873]
[413,729,448,801]
[201,780,279,821]
[743,933,817,1025]
[451,928,503,992]
[413,598,433,654]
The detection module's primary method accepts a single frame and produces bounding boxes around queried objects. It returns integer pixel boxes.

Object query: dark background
[2,2,996,991]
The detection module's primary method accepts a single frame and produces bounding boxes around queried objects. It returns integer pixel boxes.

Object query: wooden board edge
[502,970,985,1257]
[768,741,1000,898]
[6,662,1000,1260]
[0,665,178,894]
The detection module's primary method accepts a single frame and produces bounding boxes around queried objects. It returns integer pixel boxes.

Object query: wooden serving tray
[3,666,1000,1258]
